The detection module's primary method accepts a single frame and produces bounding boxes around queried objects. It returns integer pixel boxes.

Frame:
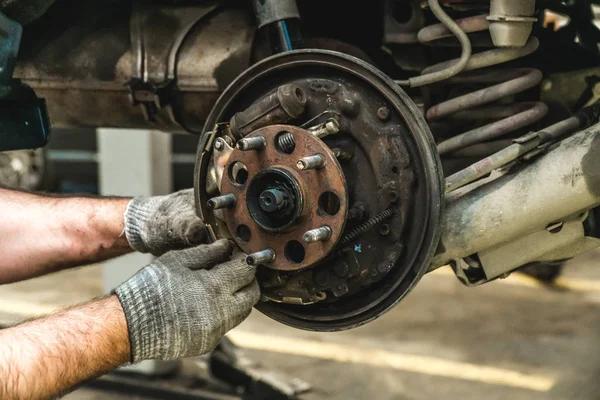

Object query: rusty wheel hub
[220,125,348,272]
[195,50,444,331]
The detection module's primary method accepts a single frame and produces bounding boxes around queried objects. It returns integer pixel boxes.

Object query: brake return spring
[417,14,548,156]
[340,209,397,246]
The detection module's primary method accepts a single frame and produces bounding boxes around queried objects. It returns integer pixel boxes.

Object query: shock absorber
[252,0,303,54]
[416,9,548,157]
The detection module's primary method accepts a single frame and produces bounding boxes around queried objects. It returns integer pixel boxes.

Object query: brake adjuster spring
[340,209,397,246]
[277,131,296,153]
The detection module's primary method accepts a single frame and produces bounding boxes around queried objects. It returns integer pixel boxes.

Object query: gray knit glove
[114,239,261,362]
[124,189,207,256]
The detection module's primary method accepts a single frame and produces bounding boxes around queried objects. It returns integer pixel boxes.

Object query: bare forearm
[0,189,133,284]
[0,295,131,400]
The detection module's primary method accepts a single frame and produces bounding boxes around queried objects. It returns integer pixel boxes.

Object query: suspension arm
[430,121,600,282]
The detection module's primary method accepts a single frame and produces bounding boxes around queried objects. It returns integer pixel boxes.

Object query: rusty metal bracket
[511,130,554,162]
[128,1,219,122]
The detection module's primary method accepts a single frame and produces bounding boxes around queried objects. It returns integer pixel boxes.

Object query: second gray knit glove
[124,188,207,256]
[115,239,261,362]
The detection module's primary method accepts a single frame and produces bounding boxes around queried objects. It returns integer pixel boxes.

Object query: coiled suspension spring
[418,14,548,156]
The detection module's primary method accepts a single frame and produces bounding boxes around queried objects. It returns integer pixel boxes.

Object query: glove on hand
[115,239,261,362]
[124,188,207,256]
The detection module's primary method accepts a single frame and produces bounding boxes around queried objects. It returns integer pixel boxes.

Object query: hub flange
[220,124,348,272]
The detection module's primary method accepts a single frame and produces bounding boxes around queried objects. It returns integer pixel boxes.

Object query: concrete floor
[2,252,600,399]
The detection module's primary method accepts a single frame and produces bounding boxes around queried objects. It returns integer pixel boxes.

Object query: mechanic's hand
[124,188,207,256]
[115,239,260,362]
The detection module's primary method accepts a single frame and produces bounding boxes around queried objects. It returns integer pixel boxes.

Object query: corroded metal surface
[220,124,348,272]
[431,122,600,279]
[195,50,444,331]
[12,3,255,131]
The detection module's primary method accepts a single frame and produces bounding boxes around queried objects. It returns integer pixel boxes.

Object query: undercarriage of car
[3,0,600,332]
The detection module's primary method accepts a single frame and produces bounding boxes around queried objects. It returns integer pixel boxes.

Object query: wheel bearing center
[247,168,302,232]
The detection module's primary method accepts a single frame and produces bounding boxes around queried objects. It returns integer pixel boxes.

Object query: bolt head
[377,106,391,121]
[379,224,391,236]
[214,138,224,150]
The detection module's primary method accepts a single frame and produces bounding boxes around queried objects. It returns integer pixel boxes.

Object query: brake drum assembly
[195,50,443,331]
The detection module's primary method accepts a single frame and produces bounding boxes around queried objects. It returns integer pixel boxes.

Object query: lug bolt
[246,249,276,266]
[237,136,266,151]
[303,226,332,243]
[207,194,236,210]
[296,154,325,171]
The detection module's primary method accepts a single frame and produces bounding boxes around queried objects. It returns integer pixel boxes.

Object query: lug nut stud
[296,154,325,171]
[237,137,266,151]
[303,226,332,243]
[246,249,276,266]
[207,194,236,210]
